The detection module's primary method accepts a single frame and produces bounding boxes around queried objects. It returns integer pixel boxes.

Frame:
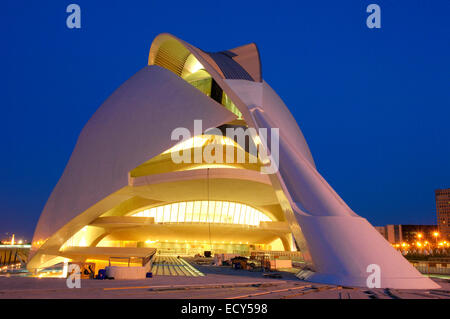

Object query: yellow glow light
[182,54,204,75]
[132,200,271,226]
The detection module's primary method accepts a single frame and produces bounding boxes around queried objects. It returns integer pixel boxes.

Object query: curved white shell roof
[31,65,235,255]
[29,33,439,289]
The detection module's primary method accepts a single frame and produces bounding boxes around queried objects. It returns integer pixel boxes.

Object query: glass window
[227,203,235,224]
[163,205,171,223]
[185,202,193,222]
[192,201,201,222]
[214,201,222,223]
[200,201,209,222]
[221,202,229,223]
[149,208,156,219]
[239,205,246,224]
[207,201,216,223]
[245,208,252,225]
[171,203,179,222]
[250,209,257,226]
[178,202,186,222]
[156,206,164,223]
[132,201,271,226]
[234,204,241,224]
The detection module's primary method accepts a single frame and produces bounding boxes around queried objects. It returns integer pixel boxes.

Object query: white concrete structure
[28,33,438,289]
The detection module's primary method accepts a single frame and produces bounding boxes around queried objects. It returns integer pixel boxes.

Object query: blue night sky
[1,1,449,240]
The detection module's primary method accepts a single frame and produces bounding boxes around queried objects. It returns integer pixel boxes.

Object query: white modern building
[28,33,438,289]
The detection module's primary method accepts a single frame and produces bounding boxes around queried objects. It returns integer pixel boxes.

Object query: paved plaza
[0,265,449,299]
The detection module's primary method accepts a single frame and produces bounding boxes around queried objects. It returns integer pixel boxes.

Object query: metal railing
[410,260,450,275]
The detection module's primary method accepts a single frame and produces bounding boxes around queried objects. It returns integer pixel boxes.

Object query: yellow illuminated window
[163,205,171,222]
[171,203,179,222]
[185,202,194,222]
[178,202,186,222]
[214,201,222,223]
[131,201,271,226]
[192,201,201,222]
[200,201,208,223]
[156,206,163,222]
[234,204,242,224]
[227,202,236,223]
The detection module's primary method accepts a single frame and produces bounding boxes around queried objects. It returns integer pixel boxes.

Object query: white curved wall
[30,65,236,261]
[246,93,439,289]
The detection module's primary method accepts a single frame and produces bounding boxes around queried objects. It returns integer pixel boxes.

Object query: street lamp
[433,232,439,248]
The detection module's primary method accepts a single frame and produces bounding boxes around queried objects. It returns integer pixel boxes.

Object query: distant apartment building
[375,224,438,244]
[436,188,450,241]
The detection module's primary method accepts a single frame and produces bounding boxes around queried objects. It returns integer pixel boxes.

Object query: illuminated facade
[375,224,439,244]
[28,33,438,289]
[436,188,450,241]
[131,201,271,226]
